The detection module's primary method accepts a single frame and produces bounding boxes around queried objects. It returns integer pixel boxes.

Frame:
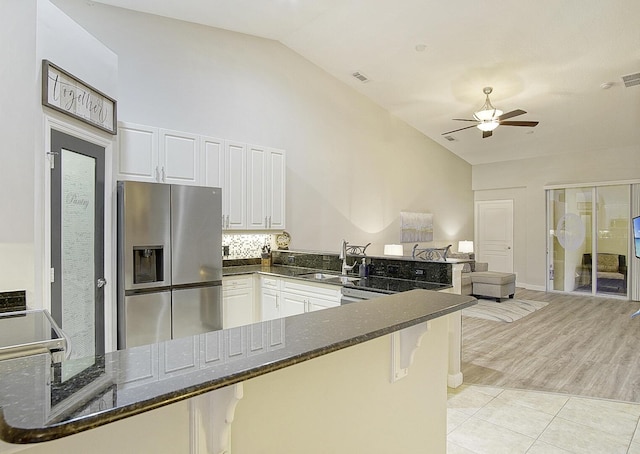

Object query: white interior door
[476,200,514,272]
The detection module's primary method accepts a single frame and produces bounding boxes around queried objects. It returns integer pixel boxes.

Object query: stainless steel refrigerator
[117,181,223,349]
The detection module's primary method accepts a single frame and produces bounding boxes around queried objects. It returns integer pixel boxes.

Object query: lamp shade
[476,120,500,132]
[458,240,474,253]
[384,244,404,256]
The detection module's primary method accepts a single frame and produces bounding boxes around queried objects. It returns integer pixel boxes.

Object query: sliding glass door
[547,185,629,297]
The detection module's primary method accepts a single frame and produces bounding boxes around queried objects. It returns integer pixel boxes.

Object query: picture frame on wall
[42,60,117,135]
[400,211,434,243]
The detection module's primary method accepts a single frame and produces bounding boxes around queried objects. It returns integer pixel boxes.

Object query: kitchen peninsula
[0,288,475,453]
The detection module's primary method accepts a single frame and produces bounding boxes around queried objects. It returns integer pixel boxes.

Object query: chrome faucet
[340,239,357,275]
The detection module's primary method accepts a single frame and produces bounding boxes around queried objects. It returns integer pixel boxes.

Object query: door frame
[42,113,115,352]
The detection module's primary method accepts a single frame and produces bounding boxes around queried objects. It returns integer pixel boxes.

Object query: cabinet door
[281,292,306,317]
[246,144,268,229]
[202,136,226,228]
[308,297,340,312]
[260,287,280,321]
[159,129,199,185]
[280,279,342,303]
[117,122,159,182]
[267,148,286,230]
[201,136,225,188]
[223,287,254,329]
[223,276,254,328]
[225,141,247,230]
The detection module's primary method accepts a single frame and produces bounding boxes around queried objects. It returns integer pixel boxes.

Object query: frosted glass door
[51,130,105,368]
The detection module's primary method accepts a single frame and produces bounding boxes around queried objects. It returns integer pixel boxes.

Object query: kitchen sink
[298,272,360,284]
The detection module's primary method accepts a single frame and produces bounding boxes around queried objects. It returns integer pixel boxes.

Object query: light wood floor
[462,288,640,403]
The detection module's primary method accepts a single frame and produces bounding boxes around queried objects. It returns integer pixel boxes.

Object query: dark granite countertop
[223,264,450,293]
[0,289,475,444]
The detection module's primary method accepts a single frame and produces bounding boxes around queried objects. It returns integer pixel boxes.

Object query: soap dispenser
[359,258,368,278]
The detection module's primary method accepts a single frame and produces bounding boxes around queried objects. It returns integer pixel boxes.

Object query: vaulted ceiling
[92,0,640,165]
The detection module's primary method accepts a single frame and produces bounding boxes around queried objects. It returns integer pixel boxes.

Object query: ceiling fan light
[473,108,503,122]
[477,120,499,132]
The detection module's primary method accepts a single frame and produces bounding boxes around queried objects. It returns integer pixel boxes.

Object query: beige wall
[53,0,473,258]
[473,145,640,290]
[234,320,448,453]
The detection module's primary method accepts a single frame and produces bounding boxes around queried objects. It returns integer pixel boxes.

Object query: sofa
[447,252,488,296]
[448,252,516,301]
[582,253,627,292]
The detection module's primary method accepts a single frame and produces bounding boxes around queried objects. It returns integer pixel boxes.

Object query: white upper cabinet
[158,129,199,185]
[118,121,284,230]
[201,136,224,188]
[117,123,199,185]
[268,148,286,230]
[246,144,268,229]
[117,122,159,182]
[246,145,286,230]
[225,141,247,230]
[202,138,248,230]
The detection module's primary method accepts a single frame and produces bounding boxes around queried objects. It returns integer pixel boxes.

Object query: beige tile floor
[447,384,640,454]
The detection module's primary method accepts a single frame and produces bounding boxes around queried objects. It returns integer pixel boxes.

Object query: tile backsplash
[222,234,274,259]
[0,290,26,313]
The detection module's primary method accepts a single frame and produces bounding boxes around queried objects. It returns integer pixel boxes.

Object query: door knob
[97,278,107,288]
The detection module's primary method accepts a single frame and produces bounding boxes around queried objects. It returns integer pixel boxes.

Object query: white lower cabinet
[260,276,281,321]
[225,274,342,326]
[222,276,255,329]
[261,277,341,320]
[281,292,307,317]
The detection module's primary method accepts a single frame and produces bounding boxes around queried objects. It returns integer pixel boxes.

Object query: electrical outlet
[287,255,295,264]
[415,269,424,275]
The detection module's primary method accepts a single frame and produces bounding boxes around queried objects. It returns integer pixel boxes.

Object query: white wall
[473,145,640,290]
[0,0,37,300]
[52,0,473,257]
[0,0,117,307]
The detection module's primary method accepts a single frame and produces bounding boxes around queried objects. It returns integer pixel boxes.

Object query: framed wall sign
[400,211,434,243]
[42,60,117,135]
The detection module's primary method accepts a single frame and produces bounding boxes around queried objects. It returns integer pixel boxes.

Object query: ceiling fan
[442,87,539,138]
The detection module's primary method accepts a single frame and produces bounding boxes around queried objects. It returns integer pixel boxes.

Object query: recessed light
[600,82,614,89]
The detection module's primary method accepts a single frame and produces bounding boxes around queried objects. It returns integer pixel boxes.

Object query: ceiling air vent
[443,135,457,142]
[352,71,370,83]
[621,72,640,88]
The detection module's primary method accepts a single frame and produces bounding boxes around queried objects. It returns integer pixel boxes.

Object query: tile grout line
[449,385,640,454]
[523,396,573,453]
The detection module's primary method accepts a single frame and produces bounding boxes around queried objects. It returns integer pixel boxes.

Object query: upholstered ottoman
[471,271,516,302]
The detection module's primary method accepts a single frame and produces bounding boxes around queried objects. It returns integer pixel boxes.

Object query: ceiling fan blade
[498,109,526,120]
[499,120,539,127]
[442,124,477,135]
[482,130,493,139]
[452,118,478,122]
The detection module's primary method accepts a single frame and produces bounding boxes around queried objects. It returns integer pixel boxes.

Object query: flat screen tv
[634,216,640,259]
